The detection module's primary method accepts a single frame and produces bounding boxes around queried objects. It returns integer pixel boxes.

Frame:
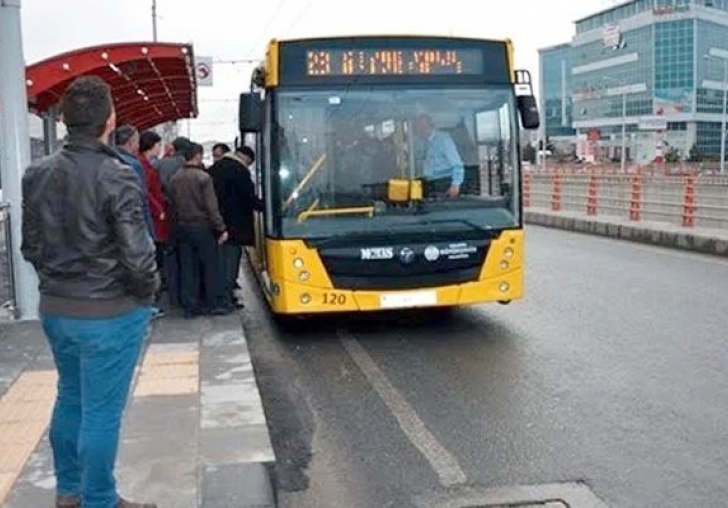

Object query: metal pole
[621,90,627,173]
[561,60,568,127]
[42,107,58,156]
[152,0,158,42]
[0,0,40,320]
[721,59,727,175]
[539,96,547,171]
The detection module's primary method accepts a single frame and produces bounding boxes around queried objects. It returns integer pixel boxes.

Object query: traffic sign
[196,56,213,86]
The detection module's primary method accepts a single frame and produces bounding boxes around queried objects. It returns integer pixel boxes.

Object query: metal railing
[0,203,17,319]
[524,172,728,230]
[527,162,726,176]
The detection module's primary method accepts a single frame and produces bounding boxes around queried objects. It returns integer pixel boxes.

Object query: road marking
[338,330,467,487]
[0,370,56,505]
[414,482,610,508]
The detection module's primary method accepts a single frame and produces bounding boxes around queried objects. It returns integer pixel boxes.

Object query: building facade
[539,0,728,164]
[539,43,577,145]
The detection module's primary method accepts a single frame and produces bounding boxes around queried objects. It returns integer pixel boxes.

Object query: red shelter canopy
[26,42,198,131]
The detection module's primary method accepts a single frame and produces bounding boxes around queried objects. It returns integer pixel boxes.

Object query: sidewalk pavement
[0,311,276,508]
[525,208,728,257]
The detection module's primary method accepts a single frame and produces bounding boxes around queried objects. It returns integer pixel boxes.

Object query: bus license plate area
[379,291,437,309]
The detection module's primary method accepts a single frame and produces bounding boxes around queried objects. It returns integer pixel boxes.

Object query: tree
[687,143,703,162]
[664,146,681,163]
[522,142,536,164]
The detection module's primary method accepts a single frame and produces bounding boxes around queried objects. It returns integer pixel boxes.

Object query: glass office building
[539,0,728,163]
[539,44,577,141]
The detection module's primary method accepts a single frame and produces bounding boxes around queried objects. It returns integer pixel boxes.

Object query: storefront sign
[653,5,689,15]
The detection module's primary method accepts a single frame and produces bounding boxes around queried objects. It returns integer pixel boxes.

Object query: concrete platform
[0,311,276,508]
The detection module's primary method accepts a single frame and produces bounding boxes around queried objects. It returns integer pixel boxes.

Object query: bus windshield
[274,86,520,239]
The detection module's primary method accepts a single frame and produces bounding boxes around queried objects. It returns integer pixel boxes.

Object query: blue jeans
[41,306,152,508]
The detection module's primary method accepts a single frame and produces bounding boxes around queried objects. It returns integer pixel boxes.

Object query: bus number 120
[323,293,347,305]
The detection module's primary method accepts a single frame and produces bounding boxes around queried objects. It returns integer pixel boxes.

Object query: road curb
[525,210,728,257]
[201,462,276,508]
[200,317,278,507]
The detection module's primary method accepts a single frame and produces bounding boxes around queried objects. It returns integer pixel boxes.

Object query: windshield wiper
[305,230,387,248]
[413,218,495,233]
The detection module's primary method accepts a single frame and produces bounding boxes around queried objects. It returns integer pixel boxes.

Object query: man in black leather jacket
[21,76,158,508]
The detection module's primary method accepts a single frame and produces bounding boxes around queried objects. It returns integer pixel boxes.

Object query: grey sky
[21,0,614,142]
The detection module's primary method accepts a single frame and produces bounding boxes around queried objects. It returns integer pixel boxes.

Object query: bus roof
[269,34,512,46]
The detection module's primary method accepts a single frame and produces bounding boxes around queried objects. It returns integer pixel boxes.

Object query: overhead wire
[246,0,290,57]
[283,0,314,37]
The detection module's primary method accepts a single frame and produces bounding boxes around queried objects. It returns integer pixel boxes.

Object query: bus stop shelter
[26,41,198,133]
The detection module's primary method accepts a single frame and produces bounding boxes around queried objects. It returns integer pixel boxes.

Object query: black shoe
[56,495,81,508]
[209,306,234,316]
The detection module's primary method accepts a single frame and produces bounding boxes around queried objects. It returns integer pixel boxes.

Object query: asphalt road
[242,226,728,508]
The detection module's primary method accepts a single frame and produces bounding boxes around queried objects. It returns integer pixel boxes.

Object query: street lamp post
[720,59,727,175]
[705,53,728,174]
[603,77,628,171]
[620,88,627,173]
[152,0,158,42]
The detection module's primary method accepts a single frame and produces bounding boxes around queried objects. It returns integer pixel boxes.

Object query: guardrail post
[551,172,562,212]
[586,172,598,216]
[682,174,696,228]
[523,173,531,208]
[629,174,642,221]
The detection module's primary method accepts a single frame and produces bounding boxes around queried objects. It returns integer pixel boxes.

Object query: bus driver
[413,113,464,198]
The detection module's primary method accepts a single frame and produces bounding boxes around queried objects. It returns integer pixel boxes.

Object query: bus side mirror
[239,93,262,133]
[517,95,540,130]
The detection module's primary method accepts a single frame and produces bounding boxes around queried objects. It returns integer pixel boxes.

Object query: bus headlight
[504,247,515,259]
[499,282,510,293]
[293,258,305,269]
[300,293,312,305]
[299,271,311,282]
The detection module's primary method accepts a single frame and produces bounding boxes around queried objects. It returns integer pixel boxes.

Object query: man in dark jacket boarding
[209,145,262,307]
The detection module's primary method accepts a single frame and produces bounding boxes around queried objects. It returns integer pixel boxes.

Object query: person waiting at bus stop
[170,143,232,317]
[138,131,169,314]
[413,113,465,198]
[21,76,159,508]
[156,136,192,308]
[113,125,154,236]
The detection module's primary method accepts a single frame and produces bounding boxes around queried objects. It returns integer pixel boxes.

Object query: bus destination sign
[305,48,484,77]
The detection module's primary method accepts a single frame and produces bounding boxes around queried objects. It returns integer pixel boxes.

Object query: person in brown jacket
[170,143,231,318]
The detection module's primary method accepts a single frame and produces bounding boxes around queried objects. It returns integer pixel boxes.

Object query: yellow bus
[239,35,539,315]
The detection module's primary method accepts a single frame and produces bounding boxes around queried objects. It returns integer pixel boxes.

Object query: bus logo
[361,247,394,260]
[424,245,440,262]
[399,247,416,265]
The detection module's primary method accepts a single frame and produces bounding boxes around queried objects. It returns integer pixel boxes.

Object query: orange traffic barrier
[682,174,696,227]
[551,173,562,212]
[586,172,598,216]
[629,174,642,221]
[523,173,531,208]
